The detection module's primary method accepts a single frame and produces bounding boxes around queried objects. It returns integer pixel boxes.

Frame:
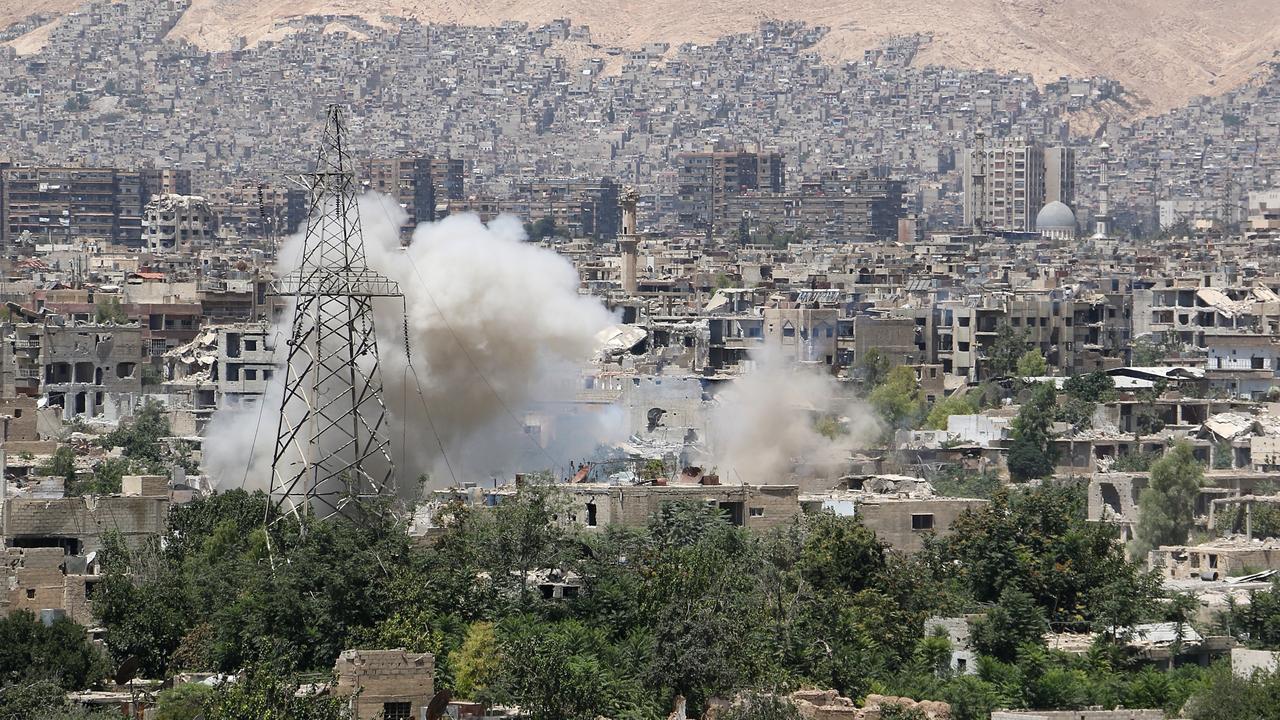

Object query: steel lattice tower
[269,104,401,521]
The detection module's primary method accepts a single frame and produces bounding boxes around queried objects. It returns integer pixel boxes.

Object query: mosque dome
[1036,201,1077,236]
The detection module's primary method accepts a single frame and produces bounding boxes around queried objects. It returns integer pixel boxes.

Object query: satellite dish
[425,689,452,720]
[115,656,143,686]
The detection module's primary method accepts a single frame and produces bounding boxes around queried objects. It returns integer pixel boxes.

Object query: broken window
[1209,554,1218,569]
[26,589,36,599]
[749,506,765,517]
[586,502,597,527]
[226,365,240,381]
[116,362,136,379]
[911,514,935,531]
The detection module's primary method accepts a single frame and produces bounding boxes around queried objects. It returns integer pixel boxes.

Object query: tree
[0,611,107,690]
[453,622,500,701]
[200,666,350,720]
[944,483,1152,625]
[925,394,977,431]
[0,679,116,720]
[1016,349,1048,378]
[971,587,1048,662]
[38,446,78,487]
[100,400,172,469]
[94,297,128,324]
[1131,442,1203,559]
[986,323,1030,378]
[859,347,892,388]
[870,366,921,430]
[797,514,886,597]
[154,683,213,720]
[1007,383,1058,481]
[1062,372,1115,403]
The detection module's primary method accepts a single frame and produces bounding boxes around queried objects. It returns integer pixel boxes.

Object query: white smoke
[203,193,618,493]
[709,346,880,485]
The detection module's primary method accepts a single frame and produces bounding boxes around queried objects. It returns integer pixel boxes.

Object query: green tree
[925,394,977,431]
[94,297,128,324]
[1006,383,1058,481]
[1015,349,1048,377]
[1131,442,1203,559]
[453,621,500,701]
[986,323,1030,378]
[1225,578,1280,649]
[971,587,1048,662]
[154,683,213,720]
[870,366,921,430]
[944,483,1153,625]
[38,446,78,487]
[1062,372,1115,403]
[0,611,107,690]
[200,666,350,720]
[100,400,172,469]
[859,347,892,388]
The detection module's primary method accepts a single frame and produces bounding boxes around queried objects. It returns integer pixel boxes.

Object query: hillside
[5,0,1280,112]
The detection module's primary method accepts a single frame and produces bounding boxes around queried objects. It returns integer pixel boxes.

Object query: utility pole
[269,105,403,522]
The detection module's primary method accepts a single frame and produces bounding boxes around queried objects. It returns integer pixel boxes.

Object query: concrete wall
[1232,647,1280,678]
[0,547,97,625]
[856,498,987,553]
[333,649,435,720]
[567,483,801,532]
[2,495,168,554]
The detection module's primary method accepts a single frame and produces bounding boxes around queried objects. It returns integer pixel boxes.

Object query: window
[1209,554,1218,569]
[749,506,764,517]
[911,514,935,531]
[26,589,36,599]
[382,702,412,720]
[586,502,597,527]
[244,339,257,351]
[245,369,257,381]
[226,365,240,381]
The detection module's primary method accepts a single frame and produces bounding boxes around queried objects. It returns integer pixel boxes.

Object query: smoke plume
[203,193,617,494]
[709,346,880,485]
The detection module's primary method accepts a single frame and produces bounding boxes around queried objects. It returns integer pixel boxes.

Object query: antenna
[268,104,403,522]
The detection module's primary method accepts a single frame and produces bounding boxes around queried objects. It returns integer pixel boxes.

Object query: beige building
[333,649,435,720]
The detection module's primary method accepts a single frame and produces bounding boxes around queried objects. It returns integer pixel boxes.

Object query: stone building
[563,481,801,532]
[333,649,435,720]
[39,322,144,420]
[143,194,214,253]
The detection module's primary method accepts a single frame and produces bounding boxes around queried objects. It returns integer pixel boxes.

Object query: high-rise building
[0,166,149,247]
[364,156,436,230]
[1044,147,1076,208]
[963,140,1072,232]
[676,150,785,232]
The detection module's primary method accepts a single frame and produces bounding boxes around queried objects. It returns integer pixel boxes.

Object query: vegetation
[1015,349,1048,377]
[94,296,129,324]
[1006,382,1059,481]
[985,323,1030,378]
[1132,442,1204,558]
[924,394,977,431]
[870,366,922,431]
[0,611,107,692]
[73,476,1280,718]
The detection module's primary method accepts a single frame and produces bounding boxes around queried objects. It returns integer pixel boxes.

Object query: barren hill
[6,0,1280,112]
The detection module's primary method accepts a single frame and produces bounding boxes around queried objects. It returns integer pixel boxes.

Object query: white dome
[1036,201,1077,231]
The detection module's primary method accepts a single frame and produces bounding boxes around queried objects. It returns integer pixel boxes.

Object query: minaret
[1093,141,1111,239]
[970,128,987,234]
[619,186,639,296]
